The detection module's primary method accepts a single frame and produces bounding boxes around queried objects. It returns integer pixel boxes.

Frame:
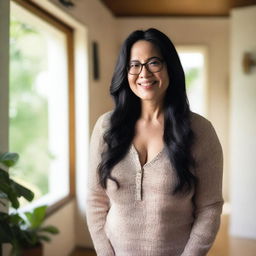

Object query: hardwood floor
[70,214,256,256]
[208,214,229,256]
[70,248,96,256]
[208,214,256,256]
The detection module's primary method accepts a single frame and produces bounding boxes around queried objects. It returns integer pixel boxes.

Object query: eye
[148,59,161,66]
[129,62,141,68]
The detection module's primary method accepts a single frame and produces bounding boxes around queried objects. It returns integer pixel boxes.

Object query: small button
[135,168,143,201]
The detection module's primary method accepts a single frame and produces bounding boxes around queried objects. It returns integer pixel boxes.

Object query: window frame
[11,0,76,215]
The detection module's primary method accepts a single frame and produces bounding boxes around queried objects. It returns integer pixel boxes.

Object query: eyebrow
[129,56,161,63]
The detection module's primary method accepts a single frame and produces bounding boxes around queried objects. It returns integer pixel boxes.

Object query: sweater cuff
[96,246,115,256]
[92,233,115,256]
[180,240,210,256]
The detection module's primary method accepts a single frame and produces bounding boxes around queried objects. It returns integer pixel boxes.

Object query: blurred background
[0,0,256,255]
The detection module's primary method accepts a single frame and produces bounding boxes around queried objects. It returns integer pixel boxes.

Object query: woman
[86,28,223,256]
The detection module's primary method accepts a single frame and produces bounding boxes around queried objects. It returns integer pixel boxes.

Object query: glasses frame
[127,57,164,75]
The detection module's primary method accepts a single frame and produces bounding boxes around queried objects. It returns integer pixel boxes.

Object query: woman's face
[127,40,169,103]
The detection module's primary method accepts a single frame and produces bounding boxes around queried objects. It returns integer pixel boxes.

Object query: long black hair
[98,28,196,195]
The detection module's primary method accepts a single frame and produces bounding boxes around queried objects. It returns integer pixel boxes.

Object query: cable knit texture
[86,111,224,256]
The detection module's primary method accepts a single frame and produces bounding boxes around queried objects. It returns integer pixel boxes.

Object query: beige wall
[44,200,76,255]
[229,6,256,239]
[116,17,230,202]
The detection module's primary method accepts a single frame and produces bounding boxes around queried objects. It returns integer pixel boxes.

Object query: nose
[139,64,152,78]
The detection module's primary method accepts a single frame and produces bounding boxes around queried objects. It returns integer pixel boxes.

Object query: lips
[138,80,158,88]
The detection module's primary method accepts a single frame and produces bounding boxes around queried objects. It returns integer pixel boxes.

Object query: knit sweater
[86,111,224,256]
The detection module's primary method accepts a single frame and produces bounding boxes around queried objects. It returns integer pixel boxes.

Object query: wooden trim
[11,0,76,211]
[12,0,72,33]
[70,247,96,256]
[46,195,75,217]
[114,14,230,18]
[67,26,76,197]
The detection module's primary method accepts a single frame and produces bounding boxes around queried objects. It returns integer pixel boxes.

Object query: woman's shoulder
[189,111,221,150]
[94,110,113,131]
[190,111,213,133]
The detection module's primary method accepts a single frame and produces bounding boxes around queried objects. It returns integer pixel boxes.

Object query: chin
[137,93,160,102]
[130,85,165,102]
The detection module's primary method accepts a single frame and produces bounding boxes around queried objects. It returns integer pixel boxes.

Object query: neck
[140,100,164,122]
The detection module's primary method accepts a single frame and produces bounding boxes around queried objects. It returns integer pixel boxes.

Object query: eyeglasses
[127,57,164,75]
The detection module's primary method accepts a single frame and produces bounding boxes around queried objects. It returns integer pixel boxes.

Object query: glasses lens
[128,58,163,75]
[128,62,141,75]
[147,59,163,73]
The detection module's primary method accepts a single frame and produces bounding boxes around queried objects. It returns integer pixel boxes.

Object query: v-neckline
[131,143,166,168]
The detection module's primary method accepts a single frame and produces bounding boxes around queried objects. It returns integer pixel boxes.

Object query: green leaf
[0,169,34,208]
[37,234,50,242]
[12,180,34,201]
[0,168,10,181]
[0,212,9,221]
[19,229,37,245]
[0,182,20,209]
[0,223,13,243]
[0,213,21,243]
[0,152,19,167]
[23,212,33,227]
[9,213,24,225]
[39,225,59,234]
[10,240,22,256]
[24,205,47,229]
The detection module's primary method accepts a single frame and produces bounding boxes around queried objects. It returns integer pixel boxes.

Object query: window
[9,0,75,211]
[177,46,208,116]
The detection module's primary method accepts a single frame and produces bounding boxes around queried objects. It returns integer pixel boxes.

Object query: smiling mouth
[138,81,158,88]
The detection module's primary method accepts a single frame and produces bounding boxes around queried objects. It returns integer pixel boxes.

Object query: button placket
[135,168,143,201]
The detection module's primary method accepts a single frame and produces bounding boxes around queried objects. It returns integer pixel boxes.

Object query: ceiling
[100,0,256,17]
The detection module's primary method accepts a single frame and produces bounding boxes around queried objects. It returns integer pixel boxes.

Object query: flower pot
[21,243,43,256]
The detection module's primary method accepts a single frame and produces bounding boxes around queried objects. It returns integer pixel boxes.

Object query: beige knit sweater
[86,111,223,256]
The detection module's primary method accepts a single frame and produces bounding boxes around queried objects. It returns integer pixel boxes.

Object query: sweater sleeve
[181,118,224,256]
[86,113,115,256]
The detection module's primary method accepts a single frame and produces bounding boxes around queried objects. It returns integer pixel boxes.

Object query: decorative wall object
[93,41,100,80]
[58,0,74,8]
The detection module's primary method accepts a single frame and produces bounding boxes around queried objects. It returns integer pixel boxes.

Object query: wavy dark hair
[98,28,196,194]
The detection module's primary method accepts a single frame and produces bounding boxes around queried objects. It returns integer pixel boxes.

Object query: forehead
[129,40,162,61]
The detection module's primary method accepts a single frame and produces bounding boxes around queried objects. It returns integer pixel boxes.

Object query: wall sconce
[243,52,256,74]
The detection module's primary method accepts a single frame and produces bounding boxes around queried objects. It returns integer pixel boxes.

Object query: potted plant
[0,152,59,256]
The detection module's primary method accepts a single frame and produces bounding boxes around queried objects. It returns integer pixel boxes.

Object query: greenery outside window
[9,0,75,212]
